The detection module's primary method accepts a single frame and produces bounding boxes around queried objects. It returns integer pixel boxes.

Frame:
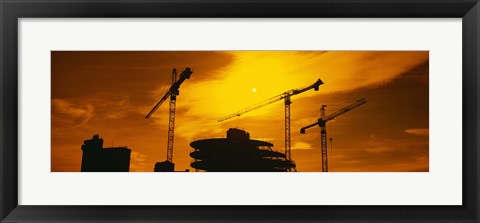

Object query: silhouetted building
[154,161,175,172]
[81,135,131,172]
[189,128,296,172]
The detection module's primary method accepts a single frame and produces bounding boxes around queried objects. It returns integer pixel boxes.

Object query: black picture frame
[1,0,479,222]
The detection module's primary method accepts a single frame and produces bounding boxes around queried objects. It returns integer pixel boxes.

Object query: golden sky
[51,51,429,172]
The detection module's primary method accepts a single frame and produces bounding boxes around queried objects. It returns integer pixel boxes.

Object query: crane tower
[218,79,324,166]
[146,67,193,172]
[300,98,367,172]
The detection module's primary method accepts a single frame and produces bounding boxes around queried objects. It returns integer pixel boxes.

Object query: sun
[251,88,257,93]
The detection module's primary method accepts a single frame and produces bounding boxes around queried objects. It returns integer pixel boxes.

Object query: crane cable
[151,72,174,109]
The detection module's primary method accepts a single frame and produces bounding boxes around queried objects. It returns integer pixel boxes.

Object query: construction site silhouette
[50,51,431,173]
[76,68,367,172]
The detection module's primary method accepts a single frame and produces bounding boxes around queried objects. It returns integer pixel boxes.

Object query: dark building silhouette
[153,161,190,172]
[190,128,296,172]
[154,161,175,172]
[81,134,131,172]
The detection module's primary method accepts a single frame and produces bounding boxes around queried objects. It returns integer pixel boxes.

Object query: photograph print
[51,51,429,172]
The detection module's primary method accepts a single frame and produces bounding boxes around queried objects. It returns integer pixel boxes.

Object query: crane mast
[166,71,177,162]
[167,95,176,162]
[218,79,324,164]
[320,105,328,172]
[300,98,367,172]
[285,96,291,160]
[146,67,192,169]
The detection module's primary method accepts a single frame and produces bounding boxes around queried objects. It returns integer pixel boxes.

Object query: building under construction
[189,128,295,172]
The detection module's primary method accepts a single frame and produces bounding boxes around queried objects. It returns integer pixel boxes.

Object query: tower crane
[300,98,367,172]
[146,67,193,171]
[218,79,324,163]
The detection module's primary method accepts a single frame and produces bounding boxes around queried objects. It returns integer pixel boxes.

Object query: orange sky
[51,51,429,172]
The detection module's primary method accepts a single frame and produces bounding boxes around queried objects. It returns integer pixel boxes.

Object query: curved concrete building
[190,128,296,172]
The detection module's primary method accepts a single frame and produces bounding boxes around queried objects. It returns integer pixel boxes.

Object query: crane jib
[217,78,324,122]
[300,98,367,133]
[145,67,193,119]
[324,98,367,121]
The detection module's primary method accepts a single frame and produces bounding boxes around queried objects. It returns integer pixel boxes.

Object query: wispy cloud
[405,128,429,136]
[103,96,136,119]
[129,151,149,172]
[292,141,312,150]
[52,99,94,129]
[174,51,428,121]
[365,146,394,154]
